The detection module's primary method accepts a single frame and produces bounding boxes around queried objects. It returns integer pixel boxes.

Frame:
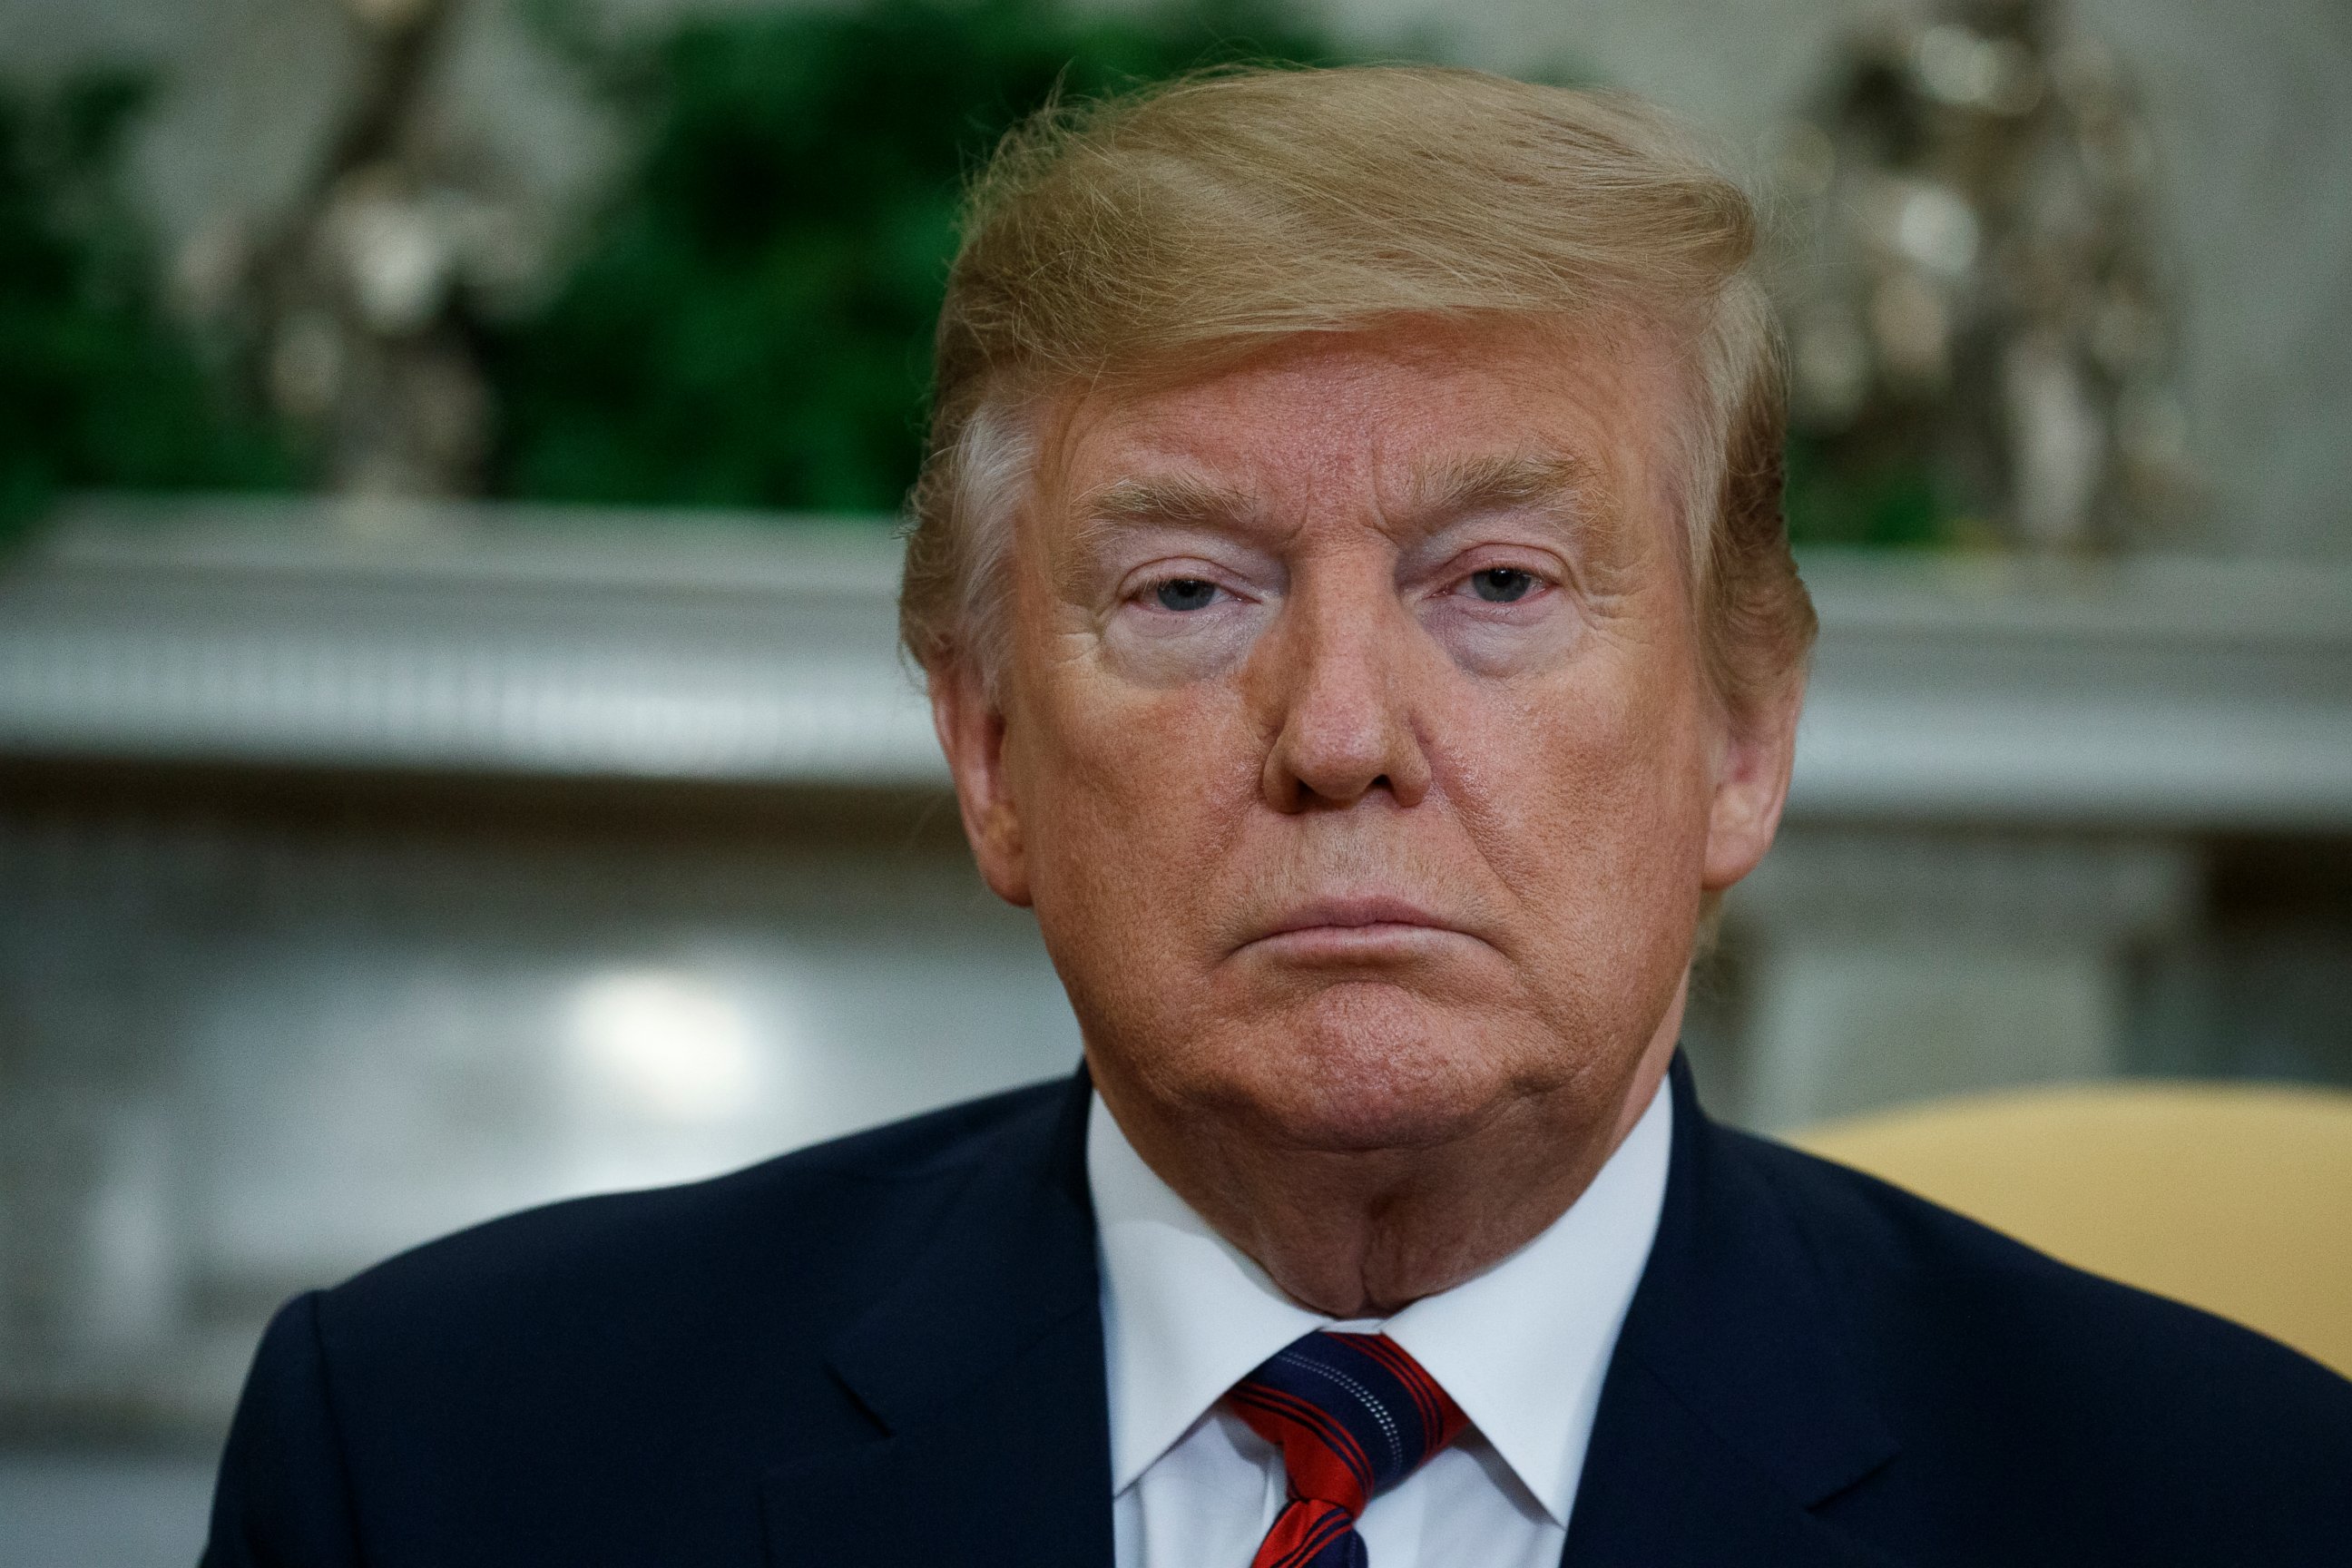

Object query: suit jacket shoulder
[329,1072,1068,1329]
[1735,1121,2351,1446]
[202,1073,1098,1568]
[1565,1076,2352,1568]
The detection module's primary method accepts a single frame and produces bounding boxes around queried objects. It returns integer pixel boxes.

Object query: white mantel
[5,495,2350,834]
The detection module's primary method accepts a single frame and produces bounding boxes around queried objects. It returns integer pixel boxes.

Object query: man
[206,67,2350,1567]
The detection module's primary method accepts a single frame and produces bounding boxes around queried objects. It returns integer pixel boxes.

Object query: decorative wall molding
[5,495,2350,829]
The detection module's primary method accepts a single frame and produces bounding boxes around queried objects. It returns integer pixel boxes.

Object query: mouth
[1239,896,1475,962]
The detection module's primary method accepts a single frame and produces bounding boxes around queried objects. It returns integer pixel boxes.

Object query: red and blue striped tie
[1226,1329,1468,1568]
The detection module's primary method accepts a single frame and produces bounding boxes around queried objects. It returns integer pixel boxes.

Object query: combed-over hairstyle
[899,64,1815,720]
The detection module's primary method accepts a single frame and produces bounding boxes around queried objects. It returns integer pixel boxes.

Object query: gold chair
[1792,1081,2352,1378]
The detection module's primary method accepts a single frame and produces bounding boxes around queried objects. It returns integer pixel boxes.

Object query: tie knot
[1226,1330,1468,1519]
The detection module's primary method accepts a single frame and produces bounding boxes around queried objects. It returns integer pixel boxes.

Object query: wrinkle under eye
[1470,567,1535,603]
[1155,578,1219,612]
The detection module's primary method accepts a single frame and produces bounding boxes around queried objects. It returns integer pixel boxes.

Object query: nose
[1257,578,1434,813]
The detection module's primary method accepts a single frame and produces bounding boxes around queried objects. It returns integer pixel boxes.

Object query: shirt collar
[1088,1081,1672,1527]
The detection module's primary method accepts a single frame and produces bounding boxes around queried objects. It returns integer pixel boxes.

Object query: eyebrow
[1404,453,1601,532]
[1074,474,1263,534]
[1057,451,1609,589]
[1054,474,1269,597]
[1077,456,1596,532]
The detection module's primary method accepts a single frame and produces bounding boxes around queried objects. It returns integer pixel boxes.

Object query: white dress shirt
[1089,1083,1672,1568]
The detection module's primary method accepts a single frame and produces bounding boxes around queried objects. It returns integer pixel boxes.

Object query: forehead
[1036,317,1685,519]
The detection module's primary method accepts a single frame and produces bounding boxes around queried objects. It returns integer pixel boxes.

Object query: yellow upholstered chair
[1792,1081,2352,1378]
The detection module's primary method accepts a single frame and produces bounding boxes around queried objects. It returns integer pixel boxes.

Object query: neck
[1094,989,1683,1319]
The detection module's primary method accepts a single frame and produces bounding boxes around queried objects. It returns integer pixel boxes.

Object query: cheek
[1005,669,1258,997]
[1446,642,1715,960]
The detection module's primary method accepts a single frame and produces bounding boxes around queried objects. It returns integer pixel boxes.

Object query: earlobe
[928,661,1034,907]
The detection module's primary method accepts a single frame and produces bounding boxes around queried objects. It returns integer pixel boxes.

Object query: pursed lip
[1238,894,1476,956]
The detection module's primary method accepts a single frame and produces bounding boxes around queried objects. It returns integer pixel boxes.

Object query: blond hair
[899,64,1815,719]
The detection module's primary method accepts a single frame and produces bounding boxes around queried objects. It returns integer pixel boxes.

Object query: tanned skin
[931,317,1801,1318]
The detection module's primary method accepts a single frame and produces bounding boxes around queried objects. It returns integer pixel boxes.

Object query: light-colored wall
[2,0,2346,558]
[1344,0,2352,563]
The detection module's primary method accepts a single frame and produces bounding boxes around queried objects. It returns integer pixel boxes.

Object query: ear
[1701,675,1804,892]
[928,658,1033,907]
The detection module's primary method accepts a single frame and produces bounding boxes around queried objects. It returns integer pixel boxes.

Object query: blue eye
[1153,578,1219,612]
[1470,567,1534,603]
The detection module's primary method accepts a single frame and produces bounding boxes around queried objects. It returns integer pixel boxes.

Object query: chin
[1217,980,1542,1153]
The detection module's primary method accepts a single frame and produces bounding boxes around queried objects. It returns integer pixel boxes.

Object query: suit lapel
[758,1056,1901,1567]
[1561,1057,1902,1567]
[760,1072,1113,1568]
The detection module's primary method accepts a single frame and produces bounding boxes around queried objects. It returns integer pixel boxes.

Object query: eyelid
[1114,560,1258,607]
[1432,546,1569,600]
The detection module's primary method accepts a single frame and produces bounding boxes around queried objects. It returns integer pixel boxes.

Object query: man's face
[937,318,1792,1157]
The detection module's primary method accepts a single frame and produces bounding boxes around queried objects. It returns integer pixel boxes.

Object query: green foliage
[0,70,291,544]
[2,6,1942,554]
[487,0,1359,515]
[1783,432,1956,548]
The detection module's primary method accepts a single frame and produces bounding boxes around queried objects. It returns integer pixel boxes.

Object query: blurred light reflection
[566,969,769,1126]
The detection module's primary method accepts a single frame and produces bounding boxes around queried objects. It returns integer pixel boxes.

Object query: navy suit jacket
[205,1057,2352,1565]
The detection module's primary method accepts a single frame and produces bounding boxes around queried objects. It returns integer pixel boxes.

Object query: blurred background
[0,0,2347,1560]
